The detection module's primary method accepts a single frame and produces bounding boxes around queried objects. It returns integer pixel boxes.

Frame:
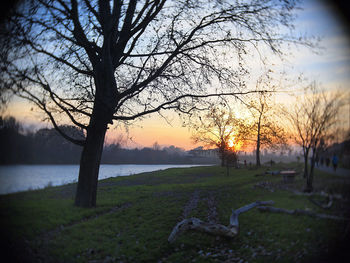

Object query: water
[0,164,206,195]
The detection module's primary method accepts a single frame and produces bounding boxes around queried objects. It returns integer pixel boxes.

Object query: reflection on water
[0,164,205,194]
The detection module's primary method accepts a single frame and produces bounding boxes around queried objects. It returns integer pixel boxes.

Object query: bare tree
[247,91,287,167]
[0,0,308,207]
[285,83,343,192]
[191,106,248,168]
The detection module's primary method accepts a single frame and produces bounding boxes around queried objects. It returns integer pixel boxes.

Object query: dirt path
[206,191,218,223]
[182,190,200,219]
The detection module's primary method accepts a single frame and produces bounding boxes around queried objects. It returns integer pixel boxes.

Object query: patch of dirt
[205,191,218,223]
[182,190,200,219]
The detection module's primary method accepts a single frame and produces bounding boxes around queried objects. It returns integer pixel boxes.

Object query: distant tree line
[0,116,194,165]
[0,116,83,164]
[102,144,192,165]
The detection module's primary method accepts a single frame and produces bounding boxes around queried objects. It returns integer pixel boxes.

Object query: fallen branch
[257,206,350,221]
[309,194,333,209]
[292,191,344,201]
[168,200,274,243]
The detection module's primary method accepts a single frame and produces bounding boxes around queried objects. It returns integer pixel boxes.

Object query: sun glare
[227,136,243,151]
[228,137,235,148]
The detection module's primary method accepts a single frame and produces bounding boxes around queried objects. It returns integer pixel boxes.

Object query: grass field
[1,163,349,262]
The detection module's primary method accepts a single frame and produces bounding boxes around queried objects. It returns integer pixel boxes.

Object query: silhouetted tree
[191,107,248,167]
[0,116,85,164]
[247,90,287,167]
[0,117,192,164]
[0,0,309,207]
[285,83,343,192]
[32,126,84,163]
[152,141,161,151]
[0,116,23,163]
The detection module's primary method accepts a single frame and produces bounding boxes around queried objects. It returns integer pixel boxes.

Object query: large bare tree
[285,83,343,192]
[0,0,307,207]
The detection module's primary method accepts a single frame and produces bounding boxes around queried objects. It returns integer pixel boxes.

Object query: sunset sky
[3,0,350,150]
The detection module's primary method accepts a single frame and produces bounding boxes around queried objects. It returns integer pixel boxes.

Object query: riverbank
[0,164,210,194]
[1,164,349,262]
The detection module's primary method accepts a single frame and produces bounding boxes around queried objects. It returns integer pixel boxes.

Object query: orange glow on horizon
[104,115,197,150]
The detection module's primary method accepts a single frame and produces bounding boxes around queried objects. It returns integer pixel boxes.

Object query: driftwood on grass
[309,194,333,209]
[293,191,344,200]
[257,206,350,221]
[168,200,274,243]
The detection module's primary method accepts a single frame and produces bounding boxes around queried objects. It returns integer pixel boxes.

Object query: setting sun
[227,136,243,151]
[228,137,235,148]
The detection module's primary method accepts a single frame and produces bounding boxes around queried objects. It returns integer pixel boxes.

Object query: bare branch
[113,90,266,121]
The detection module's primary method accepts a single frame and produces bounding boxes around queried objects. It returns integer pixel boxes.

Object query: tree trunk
[305,148,316,193]
[219,144,226,167]
[256,133,261,167]
[303,147,309,179]
[74,109,108,207]
[74,55,117,207]
[256,115,262,167]
[221,156,225,167]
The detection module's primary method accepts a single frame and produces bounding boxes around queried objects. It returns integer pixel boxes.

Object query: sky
[3,0,350,150]
[291,0,350,89]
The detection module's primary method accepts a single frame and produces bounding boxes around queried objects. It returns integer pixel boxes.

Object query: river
[0,164,206,195]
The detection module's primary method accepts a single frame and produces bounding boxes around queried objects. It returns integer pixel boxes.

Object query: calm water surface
[0,164,206,194]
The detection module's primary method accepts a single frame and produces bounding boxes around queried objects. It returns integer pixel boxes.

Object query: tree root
[168,200,274,243]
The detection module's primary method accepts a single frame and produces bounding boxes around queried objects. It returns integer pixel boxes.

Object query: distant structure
[187,147,220,164]
[188,147,218,157]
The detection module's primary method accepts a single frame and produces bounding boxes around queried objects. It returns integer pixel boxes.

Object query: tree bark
[256,115,261,167]
[256,133,261,167]
[306,147,316,193]
[219,143,226,167]
[74,107,108,208]
[303,147,309,179]
[74,52,117,207]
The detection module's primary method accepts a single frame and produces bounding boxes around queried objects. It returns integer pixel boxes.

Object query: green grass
[0,163,349,262]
